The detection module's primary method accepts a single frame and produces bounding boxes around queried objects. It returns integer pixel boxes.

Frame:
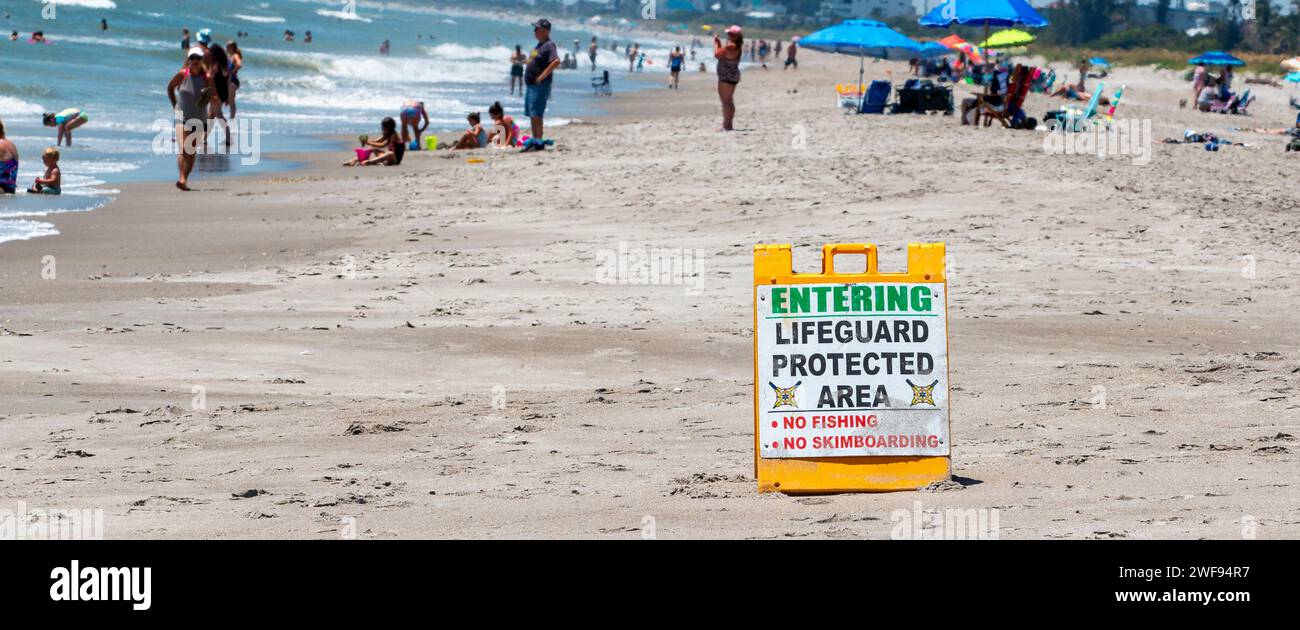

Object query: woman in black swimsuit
[714,26,743,131]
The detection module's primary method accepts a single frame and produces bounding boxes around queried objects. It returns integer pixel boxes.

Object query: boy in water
[28,147,61,195]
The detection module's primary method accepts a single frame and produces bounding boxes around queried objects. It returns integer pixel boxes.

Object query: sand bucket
[354,148,372,161]
[425,134,438,151]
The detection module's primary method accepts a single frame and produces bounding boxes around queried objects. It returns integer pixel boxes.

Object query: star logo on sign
[768,381,801,409]
[907,379,939,406]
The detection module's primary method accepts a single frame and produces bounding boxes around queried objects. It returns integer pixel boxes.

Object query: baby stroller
[591,70,611,96]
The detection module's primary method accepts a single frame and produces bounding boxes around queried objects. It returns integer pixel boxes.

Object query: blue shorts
[524,82,552,118]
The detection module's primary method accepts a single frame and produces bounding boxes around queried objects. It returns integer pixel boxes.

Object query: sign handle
[821,243,877,276]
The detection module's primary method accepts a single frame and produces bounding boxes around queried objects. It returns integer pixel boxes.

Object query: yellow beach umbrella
[979,28,1035,49]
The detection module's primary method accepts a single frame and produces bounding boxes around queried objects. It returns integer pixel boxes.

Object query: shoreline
[2,51,1299,538]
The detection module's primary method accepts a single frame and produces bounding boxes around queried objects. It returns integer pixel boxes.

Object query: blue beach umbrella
[1189,51,1245,67]
[919,0,1049,93]
[918,41,951,59]
[1089,56,1110,68]
[918,0,1050,29]
[1285,72,1300,83]
[800,19,923,89]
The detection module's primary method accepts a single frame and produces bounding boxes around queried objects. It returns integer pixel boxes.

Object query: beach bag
[1287,137,1300,152]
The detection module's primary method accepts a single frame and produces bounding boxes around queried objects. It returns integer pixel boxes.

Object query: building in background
[1129,0,1228,35]
[816,0,918,20]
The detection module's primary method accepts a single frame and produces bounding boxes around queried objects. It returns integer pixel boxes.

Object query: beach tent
[800,19,923,90]
[1188,51,1244,67]
[979,28,1035,49]
[1287,72,1300,83]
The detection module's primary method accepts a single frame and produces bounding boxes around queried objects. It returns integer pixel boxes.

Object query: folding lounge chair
[858,80,891,114]
[1060,82,1104,132]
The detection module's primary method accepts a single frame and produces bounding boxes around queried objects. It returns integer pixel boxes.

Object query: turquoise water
[0,0,677,243]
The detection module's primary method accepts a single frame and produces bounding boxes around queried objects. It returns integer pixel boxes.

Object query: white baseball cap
[187,45,205,59]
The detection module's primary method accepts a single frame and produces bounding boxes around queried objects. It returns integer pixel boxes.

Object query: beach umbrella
[919,0,1049,79]
[1089,56,1110,69]
[979,28,1035,49]
[919,0,1050,29]
[1287,72,1300,83]
[800,19,923,89]
[1281,56,1300,72]
[938,34,966,49]
[1188,51,1244,66]
[918,41,951,59]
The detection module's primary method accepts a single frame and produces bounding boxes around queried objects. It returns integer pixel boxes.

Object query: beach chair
[979,67,1033,128]
[1209,93,1239,114]
[1234,89,1254,114]
[858,80,891,114]
[1058,82,1104,132]
[591,71,611,96]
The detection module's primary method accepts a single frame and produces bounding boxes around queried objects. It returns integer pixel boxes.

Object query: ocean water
[0,0,682,243]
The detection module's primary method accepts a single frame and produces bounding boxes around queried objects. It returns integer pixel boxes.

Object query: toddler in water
[28,147,61,195]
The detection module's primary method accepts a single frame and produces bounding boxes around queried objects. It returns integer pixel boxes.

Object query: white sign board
[756,282,950,458]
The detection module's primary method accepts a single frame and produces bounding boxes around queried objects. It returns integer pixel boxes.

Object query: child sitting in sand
[344,117,405,166]
[487,102,520,148]
[450,112,487,150]
[27,147,61,195]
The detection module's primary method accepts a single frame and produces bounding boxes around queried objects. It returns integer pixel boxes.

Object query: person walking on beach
[668,46,685,89]
[784,38,798,70]
[193,30,232,149]
[522,19,561,153]
[0,118,18,195]
[510,45,526,96]
[714,26,743,132]
[589,36,598,72]
[181,28,190,50]
[1192,62,1207,104]
[168,47,217,191]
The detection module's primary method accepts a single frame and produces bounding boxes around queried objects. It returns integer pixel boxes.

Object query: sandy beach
[2,50,1298,539]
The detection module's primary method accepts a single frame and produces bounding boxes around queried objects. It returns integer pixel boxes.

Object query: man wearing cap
[522,19,561,153]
